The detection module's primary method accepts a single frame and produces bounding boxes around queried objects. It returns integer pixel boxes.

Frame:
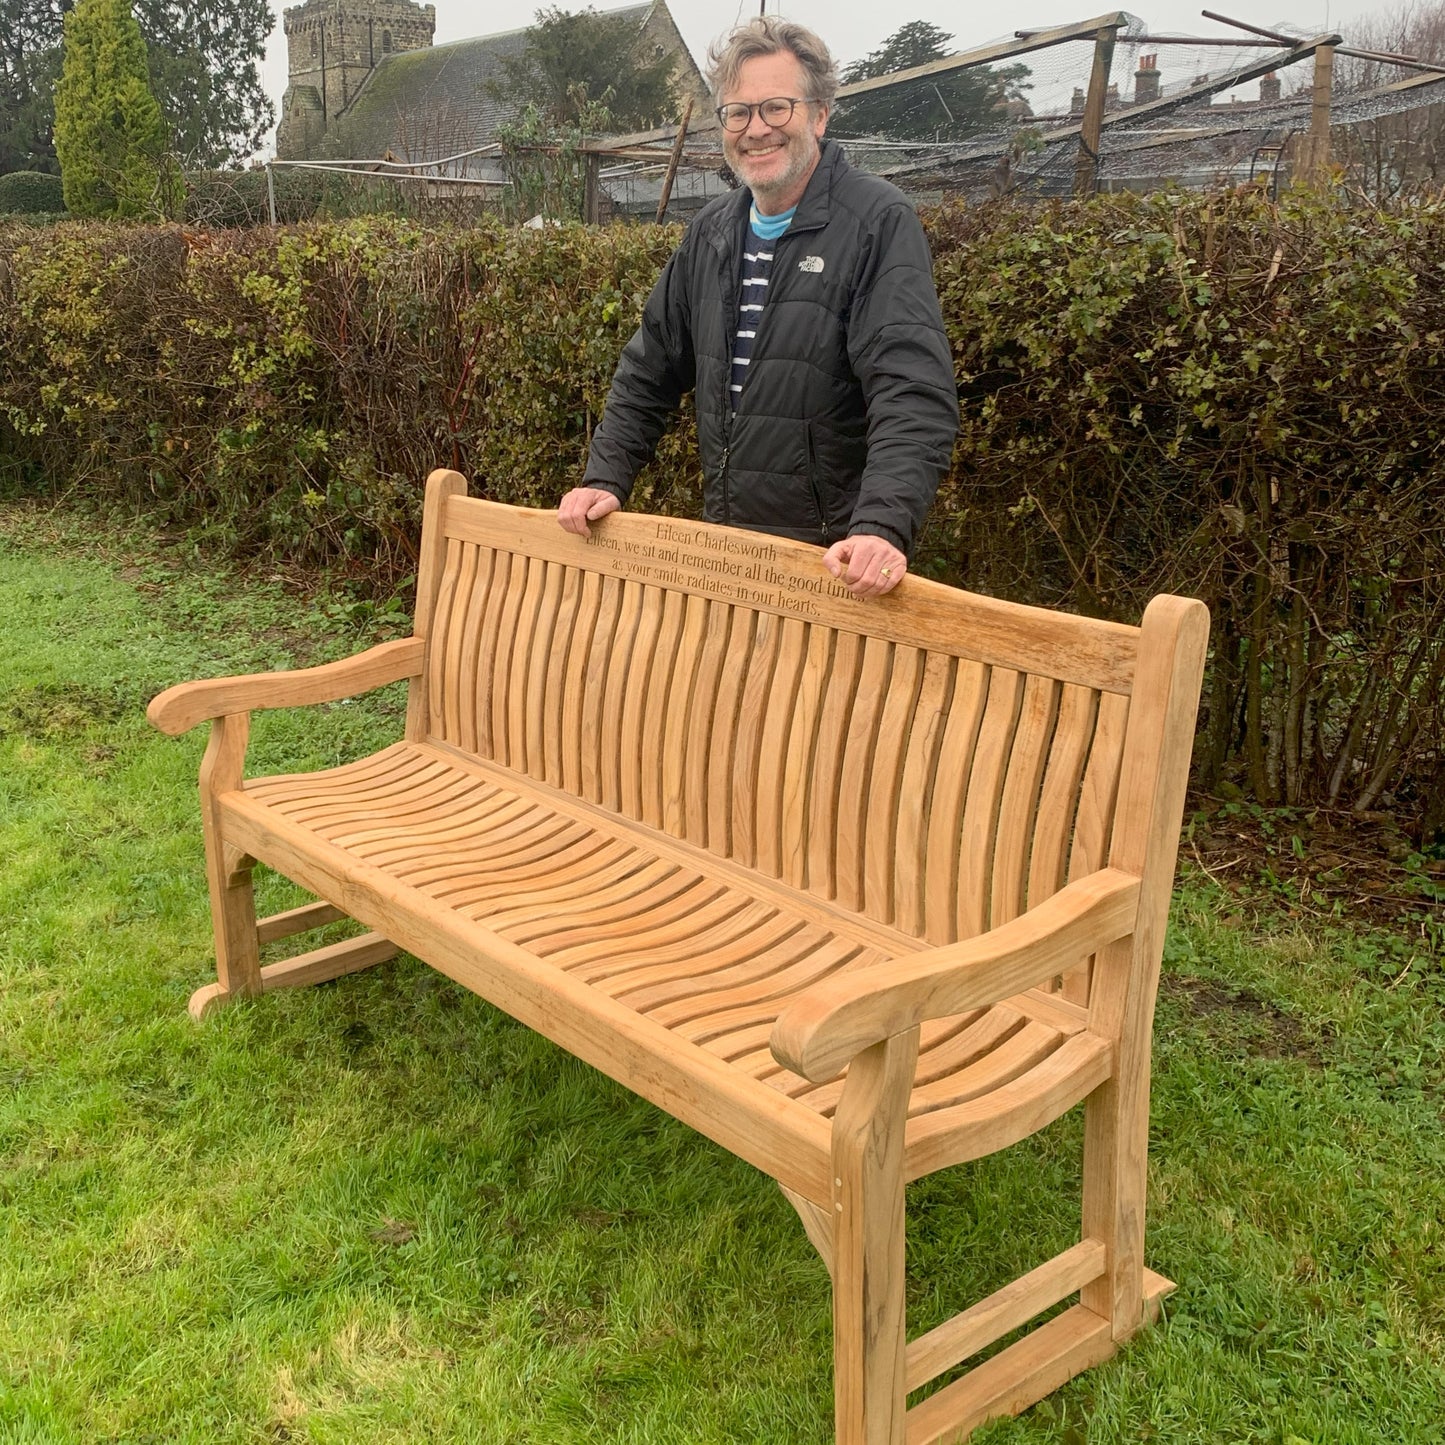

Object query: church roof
[324,3,657,165]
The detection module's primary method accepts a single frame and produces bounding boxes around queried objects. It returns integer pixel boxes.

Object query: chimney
[1106,81,1120,110]
[1070,85,1085,115]
[1134,53,1160,105]
[1259,70,1281,105]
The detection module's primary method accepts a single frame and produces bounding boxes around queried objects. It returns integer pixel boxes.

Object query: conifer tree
[494,6,678,131]
[53,0,178,216]
[3,0,272,177]
[0,0,71,174]
[132,0,273,168]
[834,21,1030,142]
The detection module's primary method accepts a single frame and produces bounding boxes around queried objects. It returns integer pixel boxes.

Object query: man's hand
[558,486,622,537]
[823,533,906,599]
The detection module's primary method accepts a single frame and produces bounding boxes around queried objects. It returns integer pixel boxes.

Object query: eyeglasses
[714,96,815,132]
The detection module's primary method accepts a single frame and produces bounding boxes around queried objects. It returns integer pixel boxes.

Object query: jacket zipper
[712,214,741,527]
[805,426,829,545]
[710,189,829,528]
[731,220,822,411]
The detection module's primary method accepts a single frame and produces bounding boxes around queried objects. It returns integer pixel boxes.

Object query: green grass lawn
[1,504,1442,1444]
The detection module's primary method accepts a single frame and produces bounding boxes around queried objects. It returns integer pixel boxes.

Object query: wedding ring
[880,567,891,578]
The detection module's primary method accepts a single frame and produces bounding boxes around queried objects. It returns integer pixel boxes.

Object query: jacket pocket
[805,423,830,545]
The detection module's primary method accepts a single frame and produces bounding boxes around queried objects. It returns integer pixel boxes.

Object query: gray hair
[705,16,838,106]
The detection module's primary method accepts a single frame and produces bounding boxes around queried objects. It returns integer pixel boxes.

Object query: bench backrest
[408,476,1207,977]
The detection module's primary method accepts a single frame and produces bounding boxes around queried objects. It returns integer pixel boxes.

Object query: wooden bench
[148,469,1208,1444]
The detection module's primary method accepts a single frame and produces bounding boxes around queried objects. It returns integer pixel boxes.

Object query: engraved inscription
[583,521,860,616]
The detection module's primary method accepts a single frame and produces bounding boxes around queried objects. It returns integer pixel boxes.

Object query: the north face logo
[798,255,825,274]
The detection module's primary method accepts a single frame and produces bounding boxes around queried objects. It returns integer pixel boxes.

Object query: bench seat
[223,738,1111,1199]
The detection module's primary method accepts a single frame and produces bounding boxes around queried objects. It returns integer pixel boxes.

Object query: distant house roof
[323,2,675,167]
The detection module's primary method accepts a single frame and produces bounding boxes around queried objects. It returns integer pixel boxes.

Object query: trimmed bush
[0,171,65,215]
[0,192,1441,829]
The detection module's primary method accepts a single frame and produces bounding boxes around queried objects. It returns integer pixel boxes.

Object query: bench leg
[1080,1072,1174,1340]
[198,715,263,1017]
[193,835,400,1019]
[189,931,401,1019]
[825,1052,1171,1445]
[831,1029,918,1445]
[190,714,399,1020]
[200,848,263,1015]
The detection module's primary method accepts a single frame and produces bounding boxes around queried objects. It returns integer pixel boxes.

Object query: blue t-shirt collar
[748,201,796,241]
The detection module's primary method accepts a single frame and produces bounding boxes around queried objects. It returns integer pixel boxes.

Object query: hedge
[0,191,1441,831]
[0,170,65,214]
[0,212,69,228]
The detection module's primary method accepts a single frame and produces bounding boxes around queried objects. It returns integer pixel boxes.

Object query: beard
[724,128,821,205]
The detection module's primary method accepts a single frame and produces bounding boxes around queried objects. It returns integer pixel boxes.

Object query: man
[557,16,957,599]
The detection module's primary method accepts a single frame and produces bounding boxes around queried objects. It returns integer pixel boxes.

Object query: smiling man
[558,16,958,599]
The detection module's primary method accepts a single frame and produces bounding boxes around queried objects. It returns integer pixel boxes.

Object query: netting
[819,19,1445,202]
[629,14,1445,211]
[263,12,1445,220]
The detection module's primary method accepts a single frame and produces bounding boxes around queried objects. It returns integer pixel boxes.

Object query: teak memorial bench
[149,470,1209,1444]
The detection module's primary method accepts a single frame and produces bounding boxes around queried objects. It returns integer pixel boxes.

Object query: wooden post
[1307,43,1335,179]
[583,151,602,224]
[1074,27,1117,198]
[655,97,694,224]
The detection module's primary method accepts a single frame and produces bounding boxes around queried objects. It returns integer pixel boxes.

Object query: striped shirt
[731,202,796,409]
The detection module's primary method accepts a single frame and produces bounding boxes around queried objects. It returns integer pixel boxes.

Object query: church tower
[277,0,436,160]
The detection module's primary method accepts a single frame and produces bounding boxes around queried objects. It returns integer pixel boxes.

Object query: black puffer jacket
[582,140,958,556]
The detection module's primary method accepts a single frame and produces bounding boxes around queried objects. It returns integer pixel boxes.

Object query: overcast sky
[258,0,1375,156]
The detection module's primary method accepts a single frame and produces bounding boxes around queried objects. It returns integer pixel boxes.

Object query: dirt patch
[253,623,325,669]
[570,1206,630,1231]
[0,682,127,740]
[1160,974,1330,1068]
[368,1218,417,1247]
[1186,794,1445,937]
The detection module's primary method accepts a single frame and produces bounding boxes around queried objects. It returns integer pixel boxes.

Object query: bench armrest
[146,637,426,736]
[770,868,1141,1083]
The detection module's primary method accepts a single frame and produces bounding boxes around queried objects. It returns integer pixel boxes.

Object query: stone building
[277,0,437,160]
[276,0,707,164]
